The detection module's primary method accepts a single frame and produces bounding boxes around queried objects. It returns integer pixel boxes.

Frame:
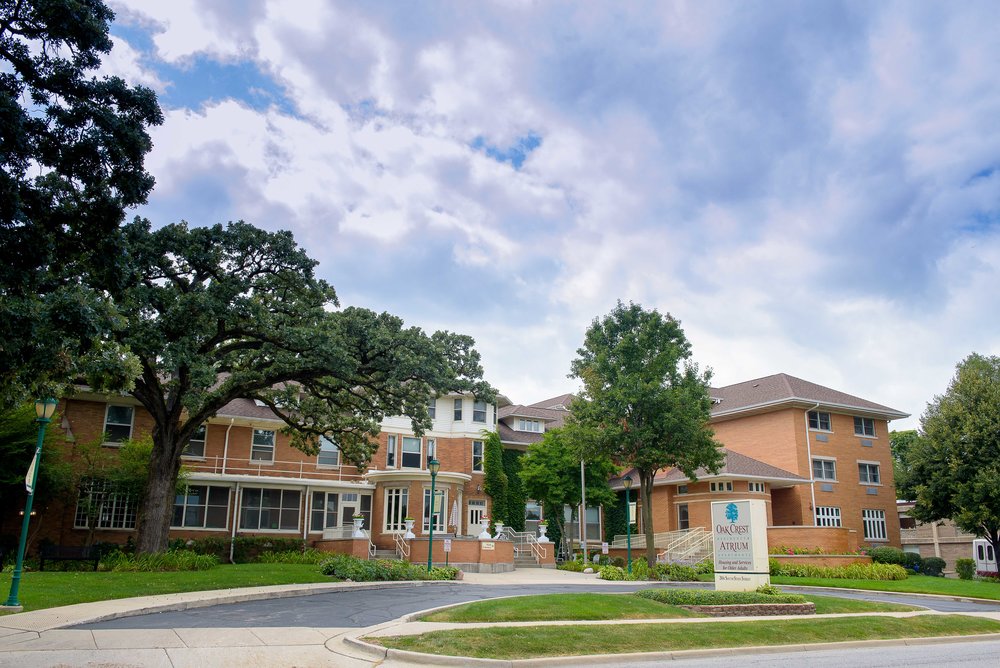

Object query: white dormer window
[517,418,542,433]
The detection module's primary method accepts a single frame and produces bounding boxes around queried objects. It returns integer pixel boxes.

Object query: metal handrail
[500,527,547,563]
[363,529,376,557]
[185,454,368,482]
[393,532,410,560]
[657,528,713,564]
[609,530,681,549]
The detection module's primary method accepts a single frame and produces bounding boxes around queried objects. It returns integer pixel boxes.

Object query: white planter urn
[352,516,365,538]
[537,524,550,543]
[478,519,492,540]
[403,519,416,540]
[494,521,505,539]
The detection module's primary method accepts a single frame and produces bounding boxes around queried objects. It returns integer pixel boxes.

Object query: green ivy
[502,449,526,532]
[482,431,508,524]
[604,492,628,543]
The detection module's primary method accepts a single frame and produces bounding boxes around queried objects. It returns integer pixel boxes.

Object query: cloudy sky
[102,1,1000,430]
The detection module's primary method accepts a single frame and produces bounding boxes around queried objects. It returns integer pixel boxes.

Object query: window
[710,481,733,492]
[862,508,887,541]
[251,429,275,462]
[423,488,445,532]
[854,417,876,437]
[815,506,842,527]
[453,398,463,421]
[900,516,916,529]
[677,485,688,495]
[525,502,542,522]
[858,462,881,485]
[468,499,487,530]
[386,434,397,468]
[812,458,837,481]
[427,398,436,419]
[808,410,831,431]
[172,485,229,529]
[472,440,484,472]
[184,425,206,458]
[383,488,409,532]
[473,400,487,423]
[239,488,300,531]
[677,504,689,530]
[310,491,339,532]
[401,436,422,468]
[103,405,134,444]
[74,480,136,530]
[517,418,542,433]
[425,438,436,468]
[748,482,766,493]
[317,436,340,467]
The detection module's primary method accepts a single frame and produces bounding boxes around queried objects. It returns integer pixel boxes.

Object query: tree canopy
[908,353,1000,563]
[568,301,722,565]
[98,219,494,552]
[0,0,162,408]
[889,429,922,501]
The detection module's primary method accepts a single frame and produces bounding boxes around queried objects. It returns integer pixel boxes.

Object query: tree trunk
[135,429,182,553]
[639,469,656,566]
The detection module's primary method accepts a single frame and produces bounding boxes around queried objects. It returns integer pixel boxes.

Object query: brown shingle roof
[527,393,575,411]
[498,422,545,445]
[710,373,908,420]
[611,450,807,489]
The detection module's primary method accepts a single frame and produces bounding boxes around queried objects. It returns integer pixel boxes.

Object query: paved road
[77,581,1000,629]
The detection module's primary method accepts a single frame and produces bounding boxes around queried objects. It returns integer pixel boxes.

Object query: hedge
[635,588,806,606]
[769,558,908,580]
[319,553,459,581]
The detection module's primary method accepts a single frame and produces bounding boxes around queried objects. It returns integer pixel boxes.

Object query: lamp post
[426,458,440,572]
[622,475,633,575]
[3,398,58,611]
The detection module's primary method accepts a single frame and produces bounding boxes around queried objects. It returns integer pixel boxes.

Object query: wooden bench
[39,545,100,571]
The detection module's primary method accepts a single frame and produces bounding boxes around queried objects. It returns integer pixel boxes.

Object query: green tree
[889,429,922,500]
[569,301,722,566]
[909,353,1000,564]
[0,1,163,408]
[519,428,616,559]
[90,219,492,553]
[481,430,508,525]
[0,403,70,512]
[502,449,526,532]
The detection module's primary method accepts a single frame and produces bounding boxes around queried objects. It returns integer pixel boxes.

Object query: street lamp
[426,458,440,572]
[623,475,633,575]
[3,398,58,611]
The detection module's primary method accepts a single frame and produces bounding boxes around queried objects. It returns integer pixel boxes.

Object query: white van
[973,539,997,575]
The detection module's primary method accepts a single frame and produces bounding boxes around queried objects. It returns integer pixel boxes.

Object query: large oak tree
[568,301,722,566]
[99,219,494,553]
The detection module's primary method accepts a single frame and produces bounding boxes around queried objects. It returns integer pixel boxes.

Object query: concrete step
[372,550,400,560]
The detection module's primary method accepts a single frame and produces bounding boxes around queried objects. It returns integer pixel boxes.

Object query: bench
[39,545,100,571]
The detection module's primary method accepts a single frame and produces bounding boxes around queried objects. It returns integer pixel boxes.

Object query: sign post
[443,538,452,566]
[711,499,769,591]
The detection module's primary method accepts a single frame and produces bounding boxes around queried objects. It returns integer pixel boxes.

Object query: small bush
[955,558,976,580]
[557,560,586,572]
[769,557,908,581]
[100,549,218,572]
[902,551,923,571]
[652,562,698,582]
[868,546,907,565]
[636,588,806,606]
[755,584,783,596]
[695,560,714,575]
[598,565,627,581]
[921,556,946,577]
[258,549,327,564]
[318,553,459,581]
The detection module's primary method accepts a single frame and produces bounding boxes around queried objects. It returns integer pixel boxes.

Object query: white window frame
[171,484,230,530]
[422,487,447,533]
[808,410,832,431]
[812,457,837,481]
[310,491,340,533]
[676,485,688,495]
[815,506,842,527]
[468,499,487,532]
[709,481,734,493]
[427,398,437,420]
[472,440,484,472]
[854,416,876,437]
[386,434,397,468]
[677,503,689,530]
[251,429,275,463]
[517,418,542,433]
[183,424,207,458]
[425,438,436,468]
[748,481,766,493]
[383,487,409,533]
[103,404,134,445]
[317,435,340,467]
[74,479,137,530]
[473,400,487,423]
[238,487,301,532]
[858,461,882,485]
[453,398,463,421]
[401,436,422,469]
[862,508,887,541]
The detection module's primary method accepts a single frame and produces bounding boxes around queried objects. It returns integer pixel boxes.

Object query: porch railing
[499,527,547,563]
[184,455,368,483]
[656,527,713,565]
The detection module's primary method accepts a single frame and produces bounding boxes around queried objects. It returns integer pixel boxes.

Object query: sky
[101,1,1000,431]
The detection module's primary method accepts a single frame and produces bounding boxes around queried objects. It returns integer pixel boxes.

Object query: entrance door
[468,499,486,534]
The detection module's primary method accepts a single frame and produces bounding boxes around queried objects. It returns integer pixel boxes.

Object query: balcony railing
[184,455,367,483]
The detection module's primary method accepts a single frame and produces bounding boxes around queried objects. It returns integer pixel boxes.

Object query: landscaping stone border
[681,602,816,616]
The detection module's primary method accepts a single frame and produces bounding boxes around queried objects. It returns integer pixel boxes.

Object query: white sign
[481,541,495,551]
[601,542,609,554]
[711,499,770,591]
[443,538,452,553]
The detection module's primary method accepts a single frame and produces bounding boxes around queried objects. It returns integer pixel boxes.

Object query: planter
[494,521,505,539]
[403,518,416,540]
[478,519,492,540]
[352,516,365,539]
[537,524,550,543]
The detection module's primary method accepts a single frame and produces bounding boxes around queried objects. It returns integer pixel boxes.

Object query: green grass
[0,563,331,613]
[772,574,1000,600]
[421,593,704,622]
[802,594,920,614]
[374,616,1000,659]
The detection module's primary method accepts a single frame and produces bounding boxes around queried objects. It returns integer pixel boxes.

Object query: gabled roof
[528,393,575,411]
[611,450,808,490]
[498,393,573,446]
[709,373,908,421]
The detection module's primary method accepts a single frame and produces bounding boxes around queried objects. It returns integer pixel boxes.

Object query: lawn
[772,574,1000,600]
[421,592,919,623]
[0,563,331,613]
[374,615,1000,659]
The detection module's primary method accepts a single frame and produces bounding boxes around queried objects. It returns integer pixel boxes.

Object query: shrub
[769,557,908,581]
[558,560,586,572]
[598,565,627,581]
[100,549,218,572]
[955,558,976,580]
[868,546,907,565]
[902,551,923,571]
[695,560,714,575]
[258,549,327,564]
[636,588,805,606]
[318,553,460,581]
[921,556,946,577]
[610,556,625,568]
[755,584,783,596]
[652,562,698,582]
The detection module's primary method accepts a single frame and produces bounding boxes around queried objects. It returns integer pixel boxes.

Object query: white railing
[393,532,410,560]
[609,530,683,550]
[185,455,368,483]
[499,527,547,563]
[364,529,376,557]
[656,528,713,565]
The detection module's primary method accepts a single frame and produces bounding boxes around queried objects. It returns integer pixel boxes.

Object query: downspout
[222,418,235,474]
[803,402,819,526]
[302,486,311,542]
